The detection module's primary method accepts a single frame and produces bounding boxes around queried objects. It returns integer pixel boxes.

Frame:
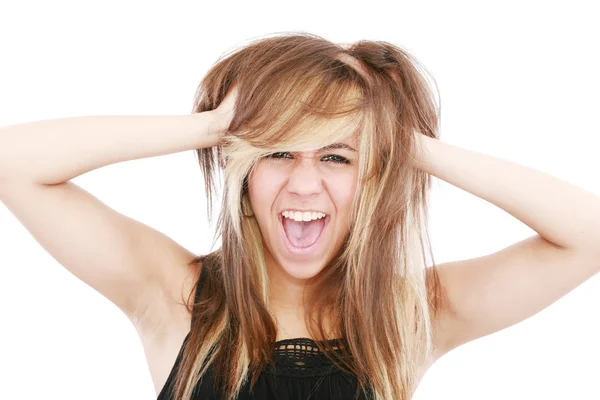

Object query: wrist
[410,133,431,168]
[192,111,222,148]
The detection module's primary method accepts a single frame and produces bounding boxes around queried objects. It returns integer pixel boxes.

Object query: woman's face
[248,135,359,281]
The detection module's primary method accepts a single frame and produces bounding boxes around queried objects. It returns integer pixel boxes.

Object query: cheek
[248,165,283,215]
[328,172,358,215]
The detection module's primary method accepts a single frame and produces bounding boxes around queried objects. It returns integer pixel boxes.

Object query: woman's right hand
[208,85,238,139]
[194,85,238,148]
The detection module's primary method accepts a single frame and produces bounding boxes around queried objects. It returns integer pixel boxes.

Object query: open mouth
[278,212,329,255]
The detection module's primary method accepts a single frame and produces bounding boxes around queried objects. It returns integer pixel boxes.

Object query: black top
[157,268,369,400]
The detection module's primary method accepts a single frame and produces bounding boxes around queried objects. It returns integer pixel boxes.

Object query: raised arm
[411,134,600,358]
[0,108,230,329]
[0,113,222,185]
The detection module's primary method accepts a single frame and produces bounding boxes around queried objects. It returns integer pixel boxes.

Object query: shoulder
[135,251,203,340]
[425,266,452,361]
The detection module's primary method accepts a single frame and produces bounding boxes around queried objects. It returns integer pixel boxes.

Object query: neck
[266,258,309,312]
[264,253,341,341]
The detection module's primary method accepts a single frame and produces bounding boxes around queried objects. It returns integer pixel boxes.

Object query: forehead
[277,131,359,154]
[319,139,357,153]
[326,133,358,149]
[341,134,358,146]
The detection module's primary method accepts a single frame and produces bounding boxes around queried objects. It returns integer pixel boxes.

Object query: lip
[278,213,330,256]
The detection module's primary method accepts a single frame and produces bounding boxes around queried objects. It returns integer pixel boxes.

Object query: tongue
[282,218,325,248]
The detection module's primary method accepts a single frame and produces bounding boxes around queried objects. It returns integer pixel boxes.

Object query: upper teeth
[282,211,327,222]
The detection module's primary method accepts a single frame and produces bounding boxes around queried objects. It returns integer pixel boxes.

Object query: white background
[1,1,599,399]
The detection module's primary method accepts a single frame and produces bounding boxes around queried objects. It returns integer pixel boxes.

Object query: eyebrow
[319,143,357,152]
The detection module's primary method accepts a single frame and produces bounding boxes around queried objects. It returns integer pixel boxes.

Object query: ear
[241,193,255,218]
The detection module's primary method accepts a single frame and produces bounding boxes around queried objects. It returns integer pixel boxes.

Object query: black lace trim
[264,337,350,377]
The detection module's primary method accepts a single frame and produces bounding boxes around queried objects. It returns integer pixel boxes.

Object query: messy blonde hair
[169,32,443,400]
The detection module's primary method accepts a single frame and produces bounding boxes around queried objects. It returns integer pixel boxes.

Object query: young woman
[1,33,598,400]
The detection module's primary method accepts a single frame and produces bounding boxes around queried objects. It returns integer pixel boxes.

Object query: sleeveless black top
[156,267,370,400]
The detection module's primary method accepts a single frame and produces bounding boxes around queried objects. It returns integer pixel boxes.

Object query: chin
[278,259,328,281]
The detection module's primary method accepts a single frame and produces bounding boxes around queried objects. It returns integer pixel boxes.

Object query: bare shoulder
[425,266,452,362]
[134,246,202,342]
[136,251,203,396]
[424,235,599,358]
[0,178,203,332]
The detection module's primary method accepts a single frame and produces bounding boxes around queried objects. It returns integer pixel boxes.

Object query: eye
[264,152,350,164]
[266,152,293,159]
[321,154,350,164]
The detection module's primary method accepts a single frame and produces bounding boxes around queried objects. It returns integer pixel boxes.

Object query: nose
[286,154,323,197]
